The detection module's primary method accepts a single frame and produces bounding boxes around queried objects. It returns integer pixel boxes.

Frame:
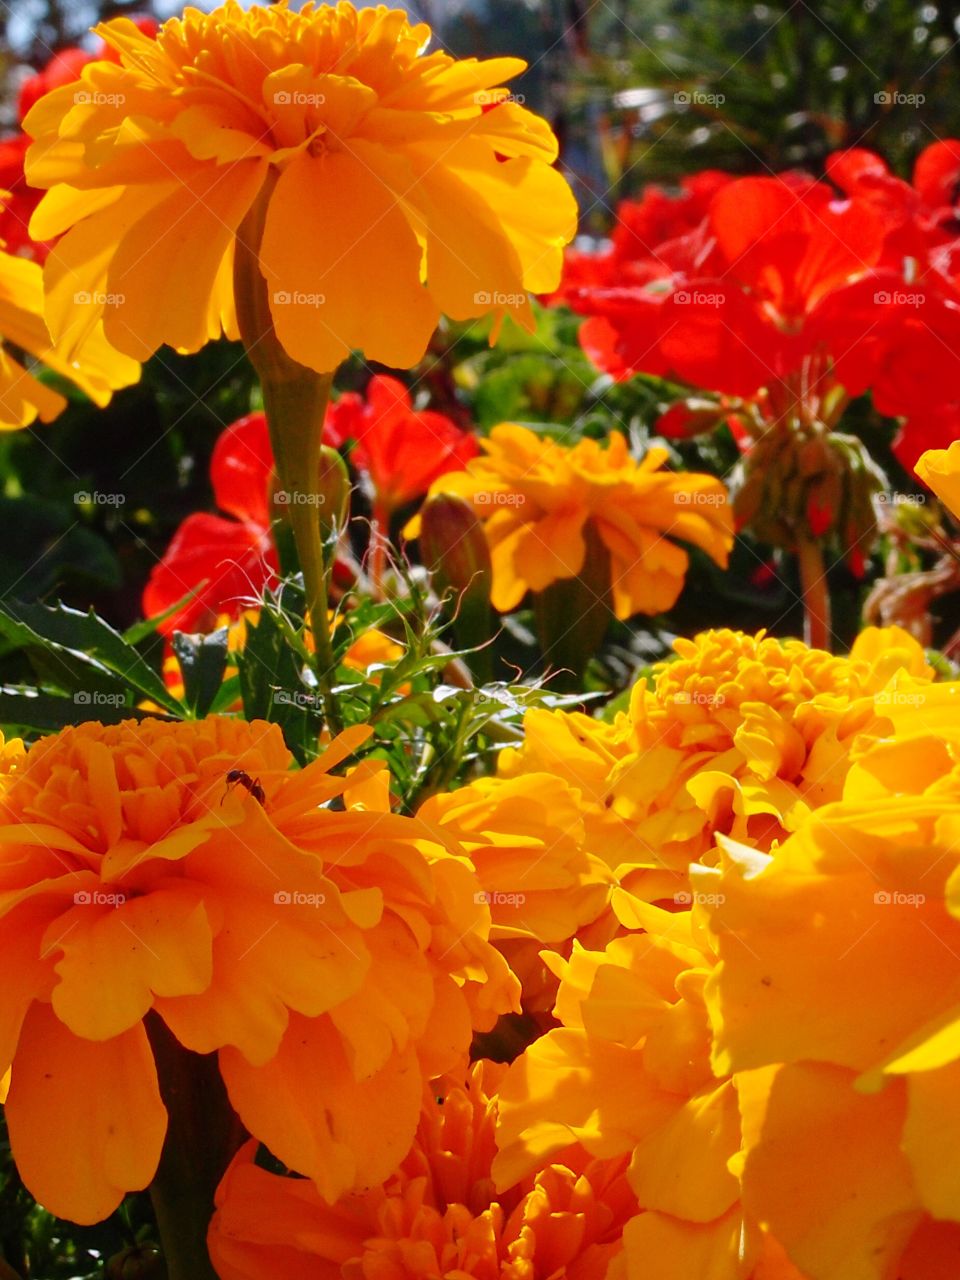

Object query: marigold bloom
[498,626,933,897]
[0,248,138,428]
[210,1061,634,1280]
[25,0,576,372]
[916,440,960,519]
[697,682,960,1279]
[409,426,733,618]
[0,716,517,1223]
[418,773,612,1011]
[493,897,798,1280]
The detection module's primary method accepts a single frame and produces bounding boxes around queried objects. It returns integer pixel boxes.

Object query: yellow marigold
[493,894,801,1280]
[209,1061,635,1280]
[418,773,612,1012]
[696,683,960,1280]
[916,440,960,520]
[409,426,733,618]
[0,248,137,427]
[499,626,933,897]
[0,716,517,1223]
[24,0,576,372]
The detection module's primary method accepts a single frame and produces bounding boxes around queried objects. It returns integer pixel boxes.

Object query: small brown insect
[223,769,266,806]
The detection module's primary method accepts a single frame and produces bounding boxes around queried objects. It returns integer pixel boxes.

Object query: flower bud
[106,1245,164,1280]
[419,493,494,676]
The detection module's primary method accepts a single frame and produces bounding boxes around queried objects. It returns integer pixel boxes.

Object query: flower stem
[145,1015,244,1280]
[797,538,831,651]
[370,501,391,597]
[233,173,342,733]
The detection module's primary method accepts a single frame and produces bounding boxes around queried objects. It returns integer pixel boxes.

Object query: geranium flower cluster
[559,147,960,469]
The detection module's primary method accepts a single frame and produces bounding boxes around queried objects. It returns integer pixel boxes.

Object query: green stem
[145,1015,244,1280]
[233,172,342,733]
[797,538,831,651]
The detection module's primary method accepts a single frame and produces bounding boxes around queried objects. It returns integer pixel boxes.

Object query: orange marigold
[499,626,933,897]
[0,249,137,428]
[209,1061,635,1280]
[24,0,576,372]
[408,426,733,618]
[0,716,517,1223]
[697,679,960,1279]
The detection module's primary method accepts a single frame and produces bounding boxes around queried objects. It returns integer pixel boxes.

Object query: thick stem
[146,1015,244,1280]
[233,172,341,732]
[797,538,831,651]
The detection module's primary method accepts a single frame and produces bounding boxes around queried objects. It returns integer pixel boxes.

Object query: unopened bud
[419,493,493,679]
[106,1245,164,1280]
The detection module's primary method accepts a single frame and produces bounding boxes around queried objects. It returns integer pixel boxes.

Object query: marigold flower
[418,773,612,1011]
[493,896,796,1280]
[409,426,733,618]
[0,248,138,428]
[498,626,933,896]
[209,1061,634,1280]
[24,0,576,372]
[916,439,960,519]
[696,682,960,1279]
[0,715,517,1223]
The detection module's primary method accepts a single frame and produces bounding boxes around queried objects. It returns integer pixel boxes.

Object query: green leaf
[0,687,156,735]
[121,584,208,645]
[0,600,184,716]
[172,627,230,717]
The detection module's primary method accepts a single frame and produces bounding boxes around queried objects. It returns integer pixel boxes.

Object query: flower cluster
[561,148,960,469]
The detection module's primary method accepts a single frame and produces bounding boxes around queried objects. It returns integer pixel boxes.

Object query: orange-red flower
[0,716,517,1223]
[326,375,478,515]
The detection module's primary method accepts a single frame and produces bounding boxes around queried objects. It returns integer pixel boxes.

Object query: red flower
[325,375,477,514]
[143,414,277,635]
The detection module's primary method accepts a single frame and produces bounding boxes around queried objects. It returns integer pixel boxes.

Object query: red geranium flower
[143,413,277,635]
[325,374,478,515]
